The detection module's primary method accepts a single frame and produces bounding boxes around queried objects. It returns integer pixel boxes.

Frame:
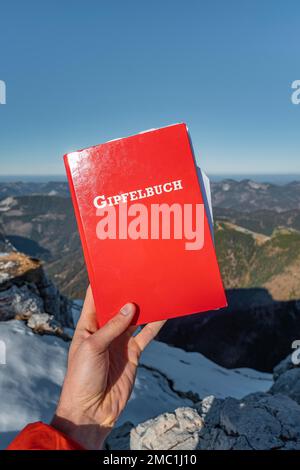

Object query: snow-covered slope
[0,320,68,449]
[121,341,272,427]
[0,320,272,449]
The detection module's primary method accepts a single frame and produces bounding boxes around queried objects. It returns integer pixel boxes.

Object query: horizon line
[1,172,300,177]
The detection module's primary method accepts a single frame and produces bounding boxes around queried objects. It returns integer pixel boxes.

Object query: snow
[0,320,67,449]
[0,320,272,449]
[139,342,271,401]
[0,196,17,212]
[247,181,269,190]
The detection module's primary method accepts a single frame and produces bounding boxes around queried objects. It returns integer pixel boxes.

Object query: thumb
[89,303,136,352]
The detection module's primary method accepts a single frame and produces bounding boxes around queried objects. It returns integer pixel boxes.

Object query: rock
[105,422,134,450]
[26,312,71,338]
[197,395,223,426]
[130,407,203,450]
[219,396,282,449]
[273,354,296,380]
[198,392,300,450]
[0,283,71,338]
[0,284,44,320]
[36,273,73,327]
[0,251,74,328]
[0,232,15,252]
[27,313,63,336]
[126,391,300,451]
[270,368,300,405]
[0,252,42,286]
[270,353,300,405]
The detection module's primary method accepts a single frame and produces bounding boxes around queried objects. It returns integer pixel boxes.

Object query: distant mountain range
[1,178,300,211]
[0,181,70,199]
[0,179,299,300]
[0,194,88,298]
[214,207,300,234]
[211,179,300,212]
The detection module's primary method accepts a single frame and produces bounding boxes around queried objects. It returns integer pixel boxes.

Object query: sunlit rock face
[0,250,74,331]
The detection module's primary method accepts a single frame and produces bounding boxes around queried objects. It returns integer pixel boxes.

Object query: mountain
[157,289,300,371]
[1,193,300,301]
[0,195,88,298]
[0,195,77,260]
[0,181,69,199]
[215,221,300,300]
[1,263,299,450]
[124,389,300,450]
[1,178,300,212]
[154,221,300,371]
[0,179,300,301]
[124,354,300,450]
[211,179,300,212]
[214,207,300,235]
[1,179,300,450]
[0,249,74,332]
[0,252,273,449]
[0,317,274,450]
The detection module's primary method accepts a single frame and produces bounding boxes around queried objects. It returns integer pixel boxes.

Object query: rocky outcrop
[273,354,295,380]
[0,283,44,320]
[198,393,300,450]
[130,408,203,450]
[0,251,74,335]
[270,369,300,406]
[107,355,300,450]
[270,355,300,405]
[197,393,300,450]
[27,313,71,339]
[113,391,300,451]
[0,251,42,285]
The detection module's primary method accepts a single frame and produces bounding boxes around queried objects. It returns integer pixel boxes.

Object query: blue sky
[0,0,299,175]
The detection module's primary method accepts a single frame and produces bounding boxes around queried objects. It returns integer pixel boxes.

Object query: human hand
[51,286,165,449]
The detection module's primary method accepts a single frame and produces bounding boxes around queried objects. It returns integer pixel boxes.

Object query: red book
[64,123,227,326]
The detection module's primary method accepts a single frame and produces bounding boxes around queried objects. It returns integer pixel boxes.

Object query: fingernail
[120,303,134,316]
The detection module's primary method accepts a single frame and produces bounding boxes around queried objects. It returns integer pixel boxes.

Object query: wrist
[51,407,111,450]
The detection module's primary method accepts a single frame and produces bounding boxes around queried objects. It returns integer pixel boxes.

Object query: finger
[134,320,166,352]
[89,303,136,353]
[69,287,99,360]
[76,285,98,334]
[126,325,140,337]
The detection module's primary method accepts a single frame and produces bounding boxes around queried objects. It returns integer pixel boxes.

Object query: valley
[0,179,300,301]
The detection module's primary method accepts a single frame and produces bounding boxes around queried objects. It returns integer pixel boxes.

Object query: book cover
[64,123,227,326]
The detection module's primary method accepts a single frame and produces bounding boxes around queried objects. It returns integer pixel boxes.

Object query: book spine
[63,155,101,325]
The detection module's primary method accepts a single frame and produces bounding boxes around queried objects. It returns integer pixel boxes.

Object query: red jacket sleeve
[6,422,84,450]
